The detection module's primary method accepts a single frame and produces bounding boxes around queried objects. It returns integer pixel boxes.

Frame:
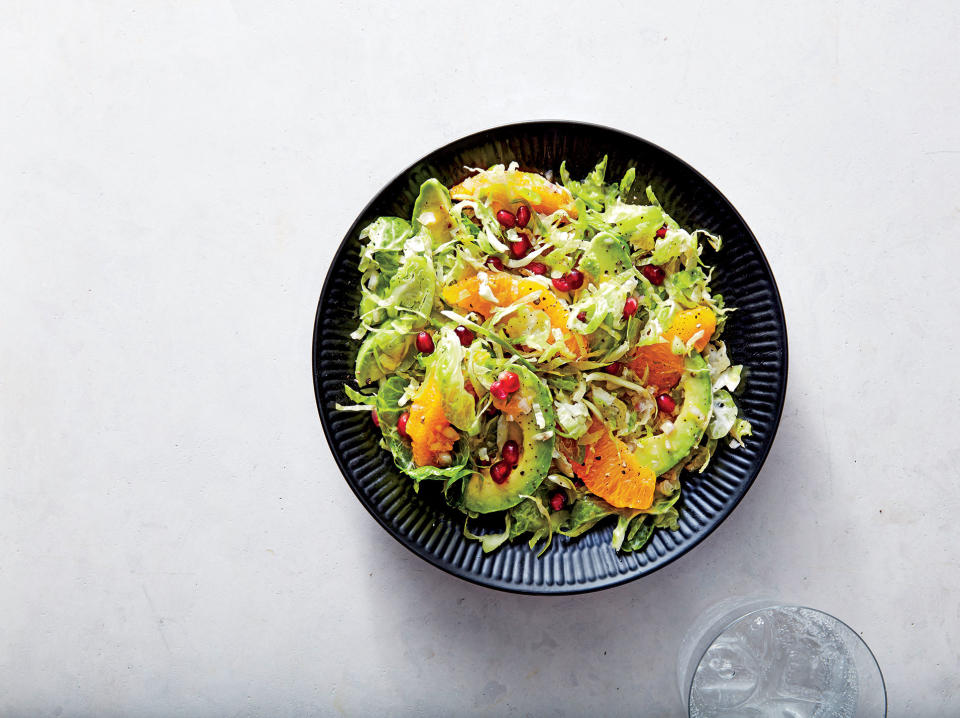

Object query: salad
[337,157,751,555]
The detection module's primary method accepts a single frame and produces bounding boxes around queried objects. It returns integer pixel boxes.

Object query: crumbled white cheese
[555,400,589,437]
[533,402,546,429]
[477,271,499,304]
[591,386,615,406]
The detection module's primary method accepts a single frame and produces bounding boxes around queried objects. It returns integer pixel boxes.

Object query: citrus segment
[406,374,459,467]
[441,274,585,356]
[450,169,578,217]
[628,342,685,392]
[569,420,656,509]
[492,391,530,419]
[665,306,716,351]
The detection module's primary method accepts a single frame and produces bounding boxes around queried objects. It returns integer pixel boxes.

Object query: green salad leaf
[560,156,608,212]
[356,328,415,387]
[425,327,477,434]
[358,217,412,274]
[708,389,739,440]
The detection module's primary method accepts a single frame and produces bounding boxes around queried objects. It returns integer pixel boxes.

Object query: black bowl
[313,121,787,594]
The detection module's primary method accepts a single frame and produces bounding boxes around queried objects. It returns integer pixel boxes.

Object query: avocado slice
[461,366,555,513]
[579,231,633,280]
[411,178,456,245]
[633,353,712,475]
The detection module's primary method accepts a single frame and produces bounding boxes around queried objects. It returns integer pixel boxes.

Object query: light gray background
[2,2,957,716]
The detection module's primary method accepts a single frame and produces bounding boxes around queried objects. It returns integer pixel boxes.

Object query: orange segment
[406,375,459,467]
[664,306,716,352]
[628,342,684,392]
[492,389,535,419]
[627,307,716,389]
[441,274,586,357]
[450,169,578,217]
[570,420,655,509]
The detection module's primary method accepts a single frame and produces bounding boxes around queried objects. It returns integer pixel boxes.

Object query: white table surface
[3,2,958,715]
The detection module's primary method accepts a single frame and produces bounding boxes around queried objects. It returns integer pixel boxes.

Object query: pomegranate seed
[655,223,668,238]
[641,265,666,286]
[501,439,520,466]
[490,460,512,484]
[577,311,587,322]
[510,235,531,259]
[565,269,584,290]
[397,412,410,439]
[552,275,572,292]
[415,331,435,354]
[498,371,520,393]
[604,362,623,376]
[454,325,475,347]
[549,491,566,511]
[485,256,505,271]
[515,205,531,228]
[526,261,548,275]
[371,409,380,427]
[489,380,509,401]
[623,296,639,317]
[496,209,517,228]
[656,393,676,413]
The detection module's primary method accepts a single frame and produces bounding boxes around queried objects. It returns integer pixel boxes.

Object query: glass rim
[686,603,887,716]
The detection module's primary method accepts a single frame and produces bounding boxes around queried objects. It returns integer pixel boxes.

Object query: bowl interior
[313,121,787,594]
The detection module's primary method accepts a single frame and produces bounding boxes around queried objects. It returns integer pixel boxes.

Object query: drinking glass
[677,599,886,717]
